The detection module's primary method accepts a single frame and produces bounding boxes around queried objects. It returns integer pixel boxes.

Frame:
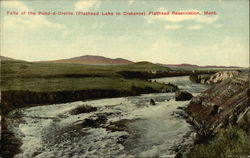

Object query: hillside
[45,55,134,65]
[0,56,23,62]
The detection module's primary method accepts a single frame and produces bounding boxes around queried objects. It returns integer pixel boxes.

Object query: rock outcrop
[185,70,249,136]
[175,90,193,101]
[201,71,240,84]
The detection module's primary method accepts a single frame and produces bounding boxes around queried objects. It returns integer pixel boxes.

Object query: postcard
[1,0,249,158]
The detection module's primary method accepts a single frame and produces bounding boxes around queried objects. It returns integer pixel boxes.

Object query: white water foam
[7,76,208,158]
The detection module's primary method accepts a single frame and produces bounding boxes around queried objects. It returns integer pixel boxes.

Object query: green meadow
[1,60,172,92]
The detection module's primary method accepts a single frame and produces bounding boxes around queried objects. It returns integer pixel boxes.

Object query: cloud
[147,8,218,24]
[141,39,182,63]
[188,25,203,30]
[1,1,28,10]
[151,40,181,49]
[186,37,249,67]
[74,0,101,11]
[165,25,182,30]
[62,30,72,36]
[2,1,65,30]
[3,14,65,30]
[128,0,135,5]
[215,24,223,28]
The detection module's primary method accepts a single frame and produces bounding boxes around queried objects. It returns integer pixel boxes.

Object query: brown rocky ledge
[185,70,249,137]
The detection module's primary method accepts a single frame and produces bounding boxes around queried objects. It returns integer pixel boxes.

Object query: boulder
[175,90,193,101]
[150,98,156,105]
[69,105,97,115]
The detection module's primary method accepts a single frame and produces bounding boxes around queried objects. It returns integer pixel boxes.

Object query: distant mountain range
[0,55,242,68]
[45,55,134,65]
[160,63,241,69]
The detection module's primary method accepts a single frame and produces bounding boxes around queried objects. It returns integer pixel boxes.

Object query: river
[6,76,209,158]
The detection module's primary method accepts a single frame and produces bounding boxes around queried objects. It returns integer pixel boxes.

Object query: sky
[0,0,249,67]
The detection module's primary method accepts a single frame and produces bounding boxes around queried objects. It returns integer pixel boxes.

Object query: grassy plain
[1,60,171,92]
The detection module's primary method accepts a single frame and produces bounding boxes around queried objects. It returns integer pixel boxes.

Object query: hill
[45,55,134,65]
[0,56,23,62]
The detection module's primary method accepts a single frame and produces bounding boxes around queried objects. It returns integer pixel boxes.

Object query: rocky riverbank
[183,70,250,158]
[189,70,240,84]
